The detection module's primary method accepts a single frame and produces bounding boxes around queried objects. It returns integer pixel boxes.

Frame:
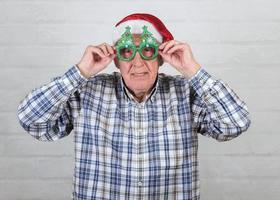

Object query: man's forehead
[132,34,142,44]
[114,33,160,46]
[132,34,161,45]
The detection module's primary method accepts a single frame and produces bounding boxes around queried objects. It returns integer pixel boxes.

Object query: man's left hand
[159,40,201,79]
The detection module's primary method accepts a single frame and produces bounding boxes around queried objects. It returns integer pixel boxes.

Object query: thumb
[158,51,169,62]
[110,54,116,59]
[103,54,116,66]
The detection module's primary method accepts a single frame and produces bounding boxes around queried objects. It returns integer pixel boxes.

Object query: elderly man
[18,13,250,200]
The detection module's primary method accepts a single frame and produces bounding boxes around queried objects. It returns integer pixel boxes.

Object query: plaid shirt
[18,65,250,200]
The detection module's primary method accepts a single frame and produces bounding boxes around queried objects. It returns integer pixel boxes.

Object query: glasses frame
[116,42,159,61]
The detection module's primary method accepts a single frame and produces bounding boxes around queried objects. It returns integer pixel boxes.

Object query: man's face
[116,34,160,95]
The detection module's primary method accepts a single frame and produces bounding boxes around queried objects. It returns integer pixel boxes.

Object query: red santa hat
[113,13,174,44]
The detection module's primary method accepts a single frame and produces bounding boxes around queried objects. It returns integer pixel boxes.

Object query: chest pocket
[147,101,186,170]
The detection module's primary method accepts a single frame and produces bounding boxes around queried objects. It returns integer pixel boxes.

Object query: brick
[0,134,74,156]
[0,179,72,200]
[200,178,280,200]
[198,133,280,155]
[0,156,74,179]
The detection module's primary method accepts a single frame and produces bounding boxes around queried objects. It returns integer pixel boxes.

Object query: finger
[99,44,109,56]
[109,53,116,59]
[158,50,170,58]
[162,40,179,53]
[159,41,169,50]
[89,46,106,58]
[166,44,185,54]
[162,40,175,53]
[102,43,113,55]
[105,44,115,55]
[112,46,117,54]
[158,51,171,62]
[159,40,176,50]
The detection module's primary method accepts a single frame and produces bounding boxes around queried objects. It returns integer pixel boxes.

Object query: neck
[128,88,149,103]
[122,76,158,103]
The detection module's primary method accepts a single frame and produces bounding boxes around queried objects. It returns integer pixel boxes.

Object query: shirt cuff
[188,68,216,97]
[59,65,88,93]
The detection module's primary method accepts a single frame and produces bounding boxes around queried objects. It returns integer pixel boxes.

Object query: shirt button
[138,181,143,186]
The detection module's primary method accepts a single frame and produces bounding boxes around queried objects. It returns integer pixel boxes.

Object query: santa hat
[113,13,174,44]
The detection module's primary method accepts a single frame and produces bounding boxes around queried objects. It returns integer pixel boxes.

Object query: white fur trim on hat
[112,19,163,44]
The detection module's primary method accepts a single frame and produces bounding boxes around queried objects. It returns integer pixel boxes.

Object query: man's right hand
[76,43,116,78]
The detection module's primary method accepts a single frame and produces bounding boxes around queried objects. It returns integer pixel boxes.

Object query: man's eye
[120,48,134,59]
[144,47,152,52]
[142,47,155,58]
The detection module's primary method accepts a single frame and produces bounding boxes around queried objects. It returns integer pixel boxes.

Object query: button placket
[136,105,145,190]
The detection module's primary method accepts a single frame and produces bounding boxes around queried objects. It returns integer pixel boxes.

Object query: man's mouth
[132,72,148,77]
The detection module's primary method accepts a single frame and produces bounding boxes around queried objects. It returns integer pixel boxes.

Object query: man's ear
[114,57,119,69]
[158,55,164,67]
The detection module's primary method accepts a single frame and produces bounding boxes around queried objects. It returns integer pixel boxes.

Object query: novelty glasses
[115,26,159,61]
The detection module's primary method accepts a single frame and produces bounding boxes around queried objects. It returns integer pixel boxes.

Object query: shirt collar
[120,75,159,103]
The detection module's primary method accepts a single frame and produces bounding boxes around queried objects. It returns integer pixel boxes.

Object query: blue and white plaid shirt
[18,65,250,200]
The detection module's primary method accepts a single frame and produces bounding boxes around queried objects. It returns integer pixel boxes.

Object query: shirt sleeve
[17,65,88,141]
[189,68,251,141]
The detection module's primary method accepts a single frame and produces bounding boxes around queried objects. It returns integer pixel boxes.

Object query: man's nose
[132,51,144,67]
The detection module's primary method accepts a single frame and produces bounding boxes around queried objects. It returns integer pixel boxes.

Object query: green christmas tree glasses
[115,25,159,61]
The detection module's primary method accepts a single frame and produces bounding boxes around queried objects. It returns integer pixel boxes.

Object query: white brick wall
[1,0,279,199]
